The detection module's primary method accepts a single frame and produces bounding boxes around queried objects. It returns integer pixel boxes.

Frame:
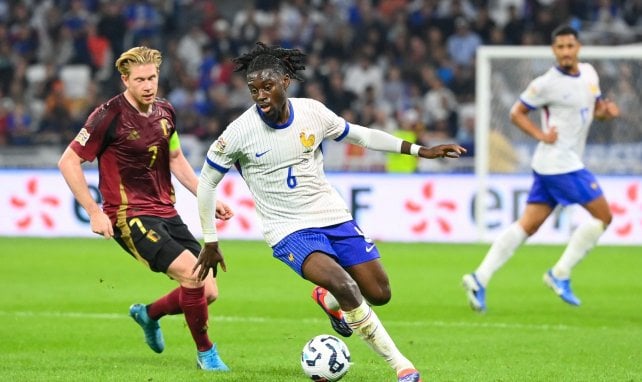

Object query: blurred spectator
[344,47,384,99]
[503,4,525,45]
[422,72,458,138]
[97,2,127,56]
[0,0,638,175]
[386,108,420,173]
[0,39,13,97]
[123,0,162,47]
[0,100,8,146]
[37,79,73,145]
[7,102,33,145]
[446,17,482,67]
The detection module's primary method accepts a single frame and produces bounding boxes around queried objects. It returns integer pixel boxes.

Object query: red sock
[179,286,213,352]
[147,287,182,320]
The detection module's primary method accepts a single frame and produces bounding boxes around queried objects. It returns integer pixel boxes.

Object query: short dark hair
[233,42,306,81]
[551,25,579,43]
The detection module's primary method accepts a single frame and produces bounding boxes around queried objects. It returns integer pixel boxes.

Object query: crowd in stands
[0,0,640,169]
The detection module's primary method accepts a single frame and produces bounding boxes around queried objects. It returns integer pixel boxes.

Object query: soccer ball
[300,334,351,382]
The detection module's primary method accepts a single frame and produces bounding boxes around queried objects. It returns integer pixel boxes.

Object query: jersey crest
[159,118,170,137]
[299,132,315,153]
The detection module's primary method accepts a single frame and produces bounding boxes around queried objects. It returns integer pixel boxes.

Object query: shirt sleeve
[310,99,349,141]
[198,163,225,242]
[69,105,115,162]
[519,75,548,110]
[198,127,240,242]
[342,123,403,153]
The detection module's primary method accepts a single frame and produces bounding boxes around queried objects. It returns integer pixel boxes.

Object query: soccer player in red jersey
[58,46,233,371]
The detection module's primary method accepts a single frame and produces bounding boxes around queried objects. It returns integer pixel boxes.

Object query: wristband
[203,232,218,242]
[409,144,421,156]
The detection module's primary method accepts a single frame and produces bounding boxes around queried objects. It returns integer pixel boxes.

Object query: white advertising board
[1,170,641,245]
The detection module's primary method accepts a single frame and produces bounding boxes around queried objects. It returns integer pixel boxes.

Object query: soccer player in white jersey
[193,42,466,382]
[462,25,620,312]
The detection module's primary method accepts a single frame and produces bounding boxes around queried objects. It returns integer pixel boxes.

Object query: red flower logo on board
[216,179,255,232]
[404,182,457,235]
[610,182,642,237]
[9,177,60,230]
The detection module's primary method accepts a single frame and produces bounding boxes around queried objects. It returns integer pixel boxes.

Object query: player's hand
[420,144,467,159]
[193,241,227,281]
[89,211,113,239]
[215,200,234,221]
[541,126,558,144]
[602,99,620,118]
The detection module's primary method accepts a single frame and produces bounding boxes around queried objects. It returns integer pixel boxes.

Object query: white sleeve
[197,164,225,243]
[342,123,403,153]
[519,74,548,110]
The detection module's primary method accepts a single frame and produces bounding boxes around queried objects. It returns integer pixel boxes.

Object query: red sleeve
[69,101,118,162]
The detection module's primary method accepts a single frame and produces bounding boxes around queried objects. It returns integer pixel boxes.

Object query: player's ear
[283,74,291,89]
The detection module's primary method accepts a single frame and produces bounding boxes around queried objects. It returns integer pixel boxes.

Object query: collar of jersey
[554,66,581,77]
[256,100,294,129]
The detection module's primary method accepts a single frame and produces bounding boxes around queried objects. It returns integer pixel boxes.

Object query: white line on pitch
[0,310,572,331]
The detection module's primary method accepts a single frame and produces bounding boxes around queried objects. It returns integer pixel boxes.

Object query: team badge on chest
[299,131,315,153]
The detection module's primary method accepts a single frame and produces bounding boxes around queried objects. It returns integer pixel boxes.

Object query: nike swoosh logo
[255,150,271,158]
[366,244,376,253]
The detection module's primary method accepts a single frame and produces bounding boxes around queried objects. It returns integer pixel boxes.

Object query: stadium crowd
[0,0,640,169]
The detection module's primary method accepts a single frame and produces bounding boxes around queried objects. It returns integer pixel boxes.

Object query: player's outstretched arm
[401,141,467,159]
[343,123,466,159]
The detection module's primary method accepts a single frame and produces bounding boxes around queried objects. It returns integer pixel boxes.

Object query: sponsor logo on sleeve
[74,128,90,146]
[213,137,227,153]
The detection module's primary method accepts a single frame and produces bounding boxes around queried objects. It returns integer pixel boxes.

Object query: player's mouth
[259,103,271,113]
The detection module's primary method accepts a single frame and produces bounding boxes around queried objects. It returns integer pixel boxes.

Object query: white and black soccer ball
[301,334,351,382]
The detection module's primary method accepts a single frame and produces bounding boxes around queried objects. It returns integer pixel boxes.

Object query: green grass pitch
[0,238,640,381]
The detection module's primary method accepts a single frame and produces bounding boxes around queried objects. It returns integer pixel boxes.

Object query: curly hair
[233,42,306,81]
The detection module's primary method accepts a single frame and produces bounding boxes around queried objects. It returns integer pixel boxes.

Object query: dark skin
[194,68,467,311]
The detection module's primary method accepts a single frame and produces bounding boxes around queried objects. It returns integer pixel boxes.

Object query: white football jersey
[204,98,353,245]
[519,62,601,174]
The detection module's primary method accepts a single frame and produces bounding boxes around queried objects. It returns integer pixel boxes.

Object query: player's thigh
[583,195,612,224]
[165,249,218,291]
[114,215,198,272]
[303,252,362,308]
[518,203,554,235]
[345,259,391,306]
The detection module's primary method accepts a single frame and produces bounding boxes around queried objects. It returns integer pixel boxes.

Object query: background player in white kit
[193,42,466,382]
[462,25,620,312]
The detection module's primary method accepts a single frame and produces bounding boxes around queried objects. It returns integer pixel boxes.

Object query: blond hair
[115,46,162,76]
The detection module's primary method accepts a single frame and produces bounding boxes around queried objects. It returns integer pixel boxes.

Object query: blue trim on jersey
[205,157,229,173]
[256,100,294,129]
[334,122,350,142]
[519,98,537,110]
[554,66,580,77]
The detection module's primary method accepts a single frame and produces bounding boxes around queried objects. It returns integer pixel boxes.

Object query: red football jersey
[70,94,179,224]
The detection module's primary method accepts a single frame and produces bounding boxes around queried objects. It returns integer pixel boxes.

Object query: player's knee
[205,291,218,304]
[204,281,219,304]
[364,286,391,306]
[328,278,361,306]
